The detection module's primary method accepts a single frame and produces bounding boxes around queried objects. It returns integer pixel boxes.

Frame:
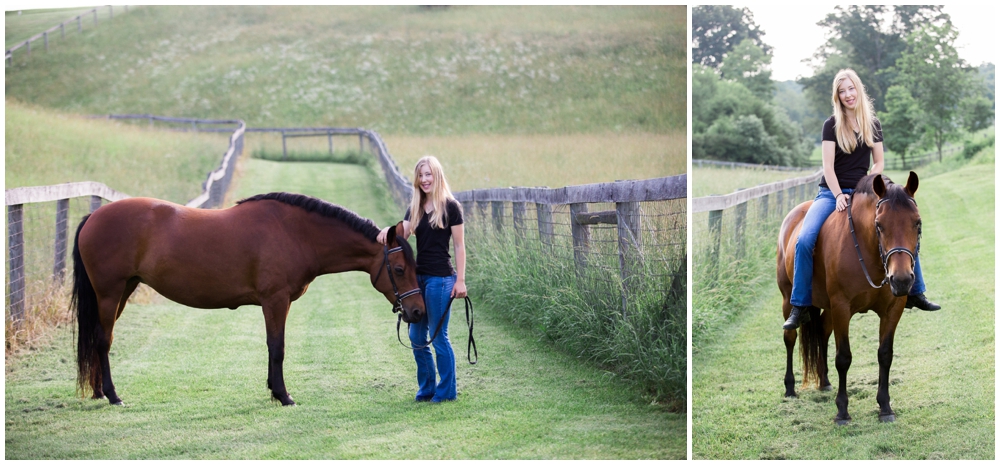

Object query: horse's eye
[394,265,404,275]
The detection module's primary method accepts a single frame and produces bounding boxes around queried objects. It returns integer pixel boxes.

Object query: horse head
[871,171,921,297]
[373,222,426,323]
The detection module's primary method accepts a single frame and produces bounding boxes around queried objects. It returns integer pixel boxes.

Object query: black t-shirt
[404,199,464,277]
[819,115,883,190]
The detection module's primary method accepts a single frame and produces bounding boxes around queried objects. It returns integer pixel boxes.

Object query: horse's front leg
[876,309,902,422]
[831,310,853,425]
[262,296,295,406]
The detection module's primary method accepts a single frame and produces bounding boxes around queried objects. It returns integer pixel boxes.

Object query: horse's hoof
[879,413,896,423]
[281,399,296,406]
[835,418,851,426]
[820,384,833,391]
[111,401,125,407]
[784,392,798,398]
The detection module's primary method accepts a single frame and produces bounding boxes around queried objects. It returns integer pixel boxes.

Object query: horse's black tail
[799,306,824,388]
[72,214,101,397]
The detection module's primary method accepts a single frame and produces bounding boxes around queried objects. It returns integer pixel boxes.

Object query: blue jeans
[410,274,457,401]
[791,187,927,307]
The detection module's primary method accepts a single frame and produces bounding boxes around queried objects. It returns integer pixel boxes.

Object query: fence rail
[693,159,816,172]
[6,6,127,67]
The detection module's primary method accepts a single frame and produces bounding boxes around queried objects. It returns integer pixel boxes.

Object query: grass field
[4,159,685,459]
[692,165,816,198]
[5,5,685,135]
[4,7,103,49]
[691,161,995,459]
[5,99,227,204]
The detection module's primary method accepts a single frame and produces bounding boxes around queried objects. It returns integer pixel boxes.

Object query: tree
[692,6,771,69]
[893,22,971,161]
[692,65,810,166]
[880,85,922,169]
[800,6,948,114]
[720,39,774,100]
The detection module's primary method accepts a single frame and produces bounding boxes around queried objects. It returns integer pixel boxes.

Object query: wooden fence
[6,6,127,67]
[692,170,822,281]
[5,183,129,328]
[693,159,816,172]
[455,175,687,317]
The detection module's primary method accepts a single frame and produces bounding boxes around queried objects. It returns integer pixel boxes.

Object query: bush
[962,134,995,159]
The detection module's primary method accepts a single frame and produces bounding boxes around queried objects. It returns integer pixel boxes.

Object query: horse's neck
[845,196,881,256]
[307,221,381,276]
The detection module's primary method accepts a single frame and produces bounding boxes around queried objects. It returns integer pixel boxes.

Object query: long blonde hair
[409,156,458,229]
[831,69,878,154]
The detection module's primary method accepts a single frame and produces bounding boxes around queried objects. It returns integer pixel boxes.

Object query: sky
[736,4,996,82]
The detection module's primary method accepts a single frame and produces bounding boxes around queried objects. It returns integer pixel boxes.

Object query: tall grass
[465,218,686,407]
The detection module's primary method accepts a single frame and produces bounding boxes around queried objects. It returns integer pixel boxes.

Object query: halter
[375,245,422,315]
[847,194,919,289]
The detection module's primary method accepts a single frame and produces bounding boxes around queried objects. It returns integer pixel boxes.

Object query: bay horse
[777,172,921,425]
[71,192,425,407]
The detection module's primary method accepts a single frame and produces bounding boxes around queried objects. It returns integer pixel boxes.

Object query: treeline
[692,5,995,168]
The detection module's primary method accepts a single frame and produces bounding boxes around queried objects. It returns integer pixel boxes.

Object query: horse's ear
[873,174,886,198]
[905,171,919,197]
[386,222,398,246]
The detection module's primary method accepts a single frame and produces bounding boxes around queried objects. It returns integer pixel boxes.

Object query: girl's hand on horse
[376,226,390,245]
[451,279,467,299]
[836,192,849,212]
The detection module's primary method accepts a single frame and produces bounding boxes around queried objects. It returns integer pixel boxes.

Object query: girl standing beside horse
[378,155,467,403]
[782,68,940,331]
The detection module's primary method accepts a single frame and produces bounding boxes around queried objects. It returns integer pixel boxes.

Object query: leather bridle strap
[375,245,422,314]
[395,296,478,365]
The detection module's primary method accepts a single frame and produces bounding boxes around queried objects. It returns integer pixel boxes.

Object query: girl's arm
[822,140,849,212]
[450,224,467,298]
[376,220,412,245]
[870,141,884,175]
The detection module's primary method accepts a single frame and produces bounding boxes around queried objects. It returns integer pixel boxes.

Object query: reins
[395,295,478,365]
[846,194,919,289]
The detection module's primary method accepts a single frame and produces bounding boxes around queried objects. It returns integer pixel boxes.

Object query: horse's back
[78,198,269,308]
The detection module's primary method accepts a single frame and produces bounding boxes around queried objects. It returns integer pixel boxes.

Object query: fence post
[776,190,784,217]
[460,200,473,222]
[536,202,553,249]
[26,40,30,57]
[616,201,642,318]
[93,9,98,26]
[44,32,48,52]
[90,196,103,212]
[759,192,769,222]
[570,203,589,270]
[54,199,69,283]
[708,209,722,273]
[358,133,364,154]
[328,131,333,155]
[281,130,287,160]
[109,5,113,19]
[8,204,26,327]
[512,201,526,244]
[77,16,82,33]
[491,201,504,236]
[476,201,488,227]
[734,192,747,260]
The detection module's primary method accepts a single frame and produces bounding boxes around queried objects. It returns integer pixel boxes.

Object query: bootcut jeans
[409,274,457,402]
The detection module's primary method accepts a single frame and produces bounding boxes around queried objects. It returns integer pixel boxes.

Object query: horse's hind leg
[819,309,833,391]
[91,278,138,405]
[783,328,798,397]
[262,296,295,406]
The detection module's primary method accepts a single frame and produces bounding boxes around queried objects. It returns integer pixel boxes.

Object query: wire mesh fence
[5,196,104,350]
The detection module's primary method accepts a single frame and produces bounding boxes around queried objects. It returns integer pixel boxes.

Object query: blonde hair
[831,69,878,154]
[409,156,458,229]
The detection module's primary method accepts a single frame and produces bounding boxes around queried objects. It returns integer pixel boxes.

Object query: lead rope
[396,296,477,365]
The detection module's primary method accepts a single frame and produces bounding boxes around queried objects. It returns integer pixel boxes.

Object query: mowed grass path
[692,163,995,459]
[5,159,684,459]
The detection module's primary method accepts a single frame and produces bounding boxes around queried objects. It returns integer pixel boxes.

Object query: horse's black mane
[236,192,415,263]
[854,174,916,211]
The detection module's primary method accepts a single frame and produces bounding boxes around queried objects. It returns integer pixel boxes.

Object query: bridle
[847,194,920,289]
[374,245,422,315]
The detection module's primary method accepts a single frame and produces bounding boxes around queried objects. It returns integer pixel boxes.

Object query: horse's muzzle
[400,305,425,324]
[888,273,914,297]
